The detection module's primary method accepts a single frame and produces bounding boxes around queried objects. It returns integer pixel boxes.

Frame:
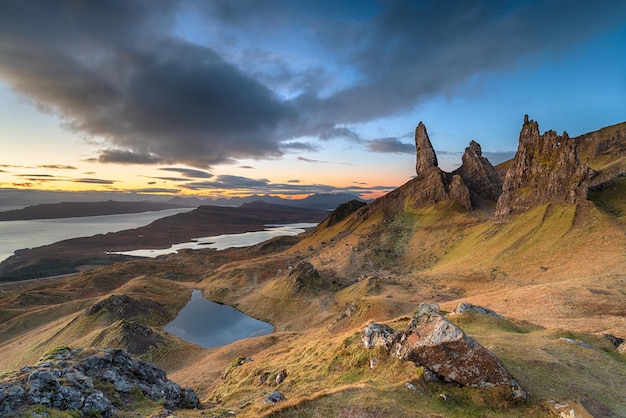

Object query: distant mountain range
[167,193,368,211]
[0,193,366,221]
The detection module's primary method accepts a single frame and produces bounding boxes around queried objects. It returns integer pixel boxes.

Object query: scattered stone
[361,303,526,398]
[450,302,504,319]
[405,382,423,393]
[361,322,401,350]
[264,391,286,404]
[558,338,595,350]
[0,347,200,417]
[258,372,270,385]
[602,333,625,349]
[422,369,440,383]
[615,341,626,354]
[275,369,288,385]
[369,357,378,369]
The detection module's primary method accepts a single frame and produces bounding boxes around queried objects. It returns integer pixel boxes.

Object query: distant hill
[169,193,368,210]
[0,200,194,221]
[0,201,328,281]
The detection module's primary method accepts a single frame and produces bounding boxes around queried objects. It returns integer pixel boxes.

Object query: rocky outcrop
[450,302,504,319]
[323,199,368,228]
[289,261,321,294]
[454,140,503,202]
[362,304,525,398]
[448,174,472,210]
[415,122,438,175]
[494,115,593,223]
[0,347,199,417]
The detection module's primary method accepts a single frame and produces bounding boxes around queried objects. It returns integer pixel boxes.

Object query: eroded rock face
[494,115,592,223]
[415,122,438,175]
[454,140,503,202]
[323,199,368,228]
[361,304,525,397]
[0,347,199,417]
[289,261,321,294]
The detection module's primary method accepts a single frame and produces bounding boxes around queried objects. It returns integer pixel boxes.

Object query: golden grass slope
[1,148,626,416]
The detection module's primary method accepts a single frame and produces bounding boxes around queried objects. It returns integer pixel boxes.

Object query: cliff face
[453,140,503,202]
[411,122,472,210]
[494,115,593,223]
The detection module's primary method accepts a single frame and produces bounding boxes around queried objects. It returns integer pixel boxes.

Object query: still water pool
[164,289,273,348]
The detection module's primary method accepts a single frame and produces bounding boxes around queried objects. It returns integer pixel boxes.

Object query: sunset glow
[1,1,625,202]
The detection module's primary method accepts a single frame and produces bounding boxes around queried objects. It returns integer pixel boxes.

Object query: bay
[0,208,194,263]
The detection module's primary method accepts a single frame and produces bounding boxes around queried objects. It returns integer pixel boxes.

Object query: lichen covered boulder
[362,303,525,398]
[0,347,200,417]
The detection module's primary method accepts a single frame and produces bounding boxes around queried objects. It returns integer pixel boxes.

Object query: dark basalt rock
[415,121,438,175]
[494,115,592,223]
[0,347,200,417]
[453,140,503,202]
[323,199,368,227]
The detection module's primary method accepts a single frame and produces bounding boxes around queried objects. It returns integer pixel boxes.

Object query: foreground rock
[0,347,199,417]
[362,303,525,398]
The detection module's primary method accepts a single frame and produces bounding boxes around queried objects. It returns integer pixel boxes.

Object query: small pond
[164,289,273,348]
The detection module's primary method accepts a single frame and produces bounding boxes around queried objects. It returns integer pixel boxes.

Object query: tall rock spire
[415,122,438,175]
[494,115,592,223]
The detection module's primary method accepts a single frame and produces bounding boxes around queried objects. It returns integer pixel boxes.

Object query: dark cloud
[318,127,363,142]
[134,187,180,194]
[35,165,77,170]
[73,178,116,184]
[287,179,301,183]
[185,175,270,190]
[159,167,213,178]
[297,156,327,164]
[182,173,397,196]
[239,165,254,169]
[280,141,320,152]
[1,0,625,167]
[92,150,165,165]
[15,174,56,178]
[152,177,189,183]
[367,137,414,154]
[297,156,353,166]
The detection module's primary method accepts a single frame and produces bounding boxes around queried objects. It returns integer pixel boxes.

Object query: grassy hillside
[2,127,626,416]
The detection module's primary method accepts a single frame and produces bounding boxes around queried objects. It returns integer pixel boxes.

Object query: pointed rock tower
[494,115,592,223]
[415,122,438,175]
[454,140,502,202]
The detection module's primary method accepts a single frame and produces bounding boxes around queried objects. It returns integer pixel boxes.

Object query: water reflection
[164,289,273,348]
[113,223,317,257]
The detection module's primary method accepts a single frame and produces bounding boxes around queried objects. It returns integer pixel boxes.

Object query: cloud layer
[2,0,625,169]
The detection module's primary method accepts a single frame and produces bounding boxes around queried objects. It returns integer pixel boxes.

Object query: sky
[1,0,625,201]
